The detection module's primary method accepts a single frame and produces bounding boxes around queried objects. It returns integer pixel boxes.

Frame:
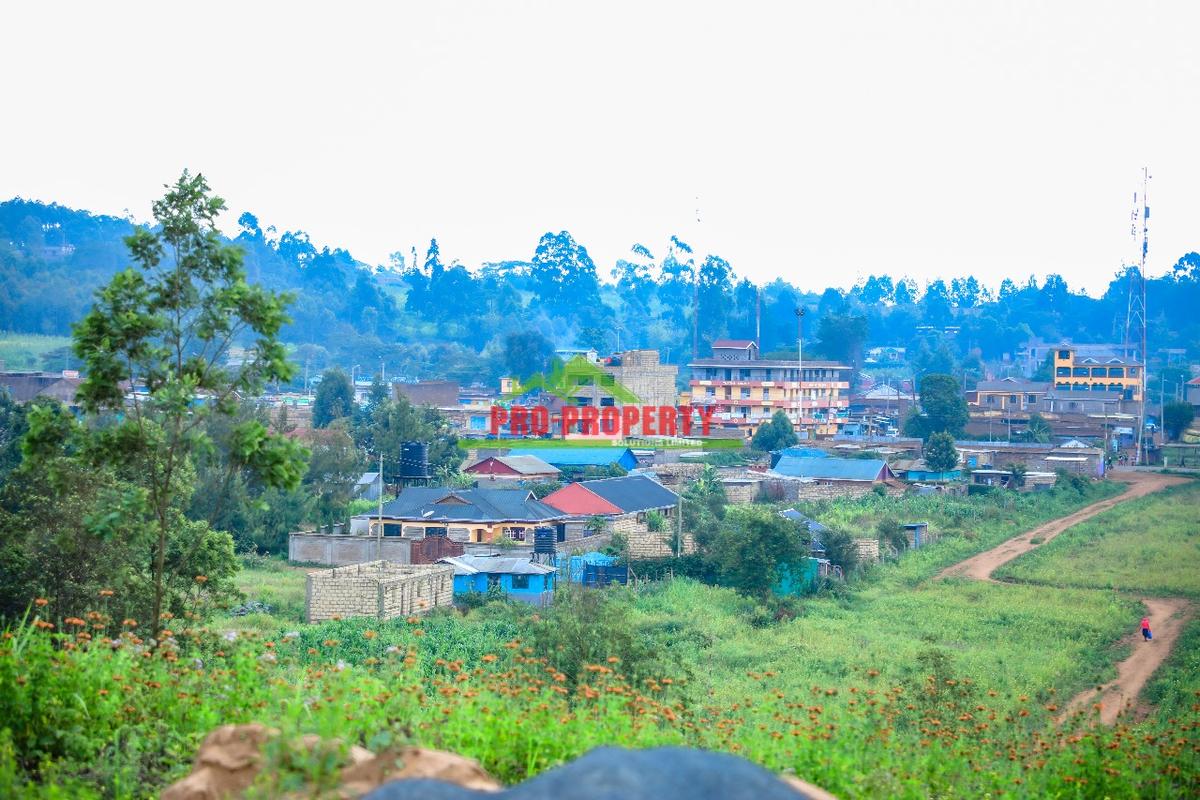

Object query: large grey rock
[363,747,829,800]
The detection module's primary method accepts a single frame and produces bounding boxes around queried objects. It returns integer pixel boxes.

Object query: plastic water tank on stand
[398,441,431,485]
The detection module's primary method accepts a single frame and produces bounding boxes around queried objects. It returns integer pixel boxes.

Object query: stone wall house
[305,561,454,623]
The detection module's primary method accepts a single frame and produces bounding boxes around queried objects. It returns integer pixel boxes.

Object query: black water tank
[399,441,431,480]
[533,527,557,555]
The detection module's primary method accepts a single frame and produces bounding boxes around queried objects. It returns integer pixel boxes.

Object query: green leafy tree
[305,422,364,528]
[55,172,308,635]
[355,395,459,482]
[0,390,31,479]
[707,505,806,599]
[906,373,969,440]
[1023,412,1052,443]
[1163,401,1195,441]
[816,313,870,365]
[751,410,799,453]
[923,432,959,472]
[503,330,556,381]
[312,368,354,428]
[1006,462,1028,489]
[821,527,861,574]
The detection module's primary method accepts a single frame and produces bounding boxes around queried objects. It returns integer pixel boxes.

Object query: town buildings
[348,487,567,545]
[1051,345,1143,401]
[688,340,852,437]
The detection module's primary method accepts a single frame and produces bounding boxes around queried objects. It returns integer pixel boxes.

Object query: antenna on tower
[1124,168,1150,465]
[756,287,762,348]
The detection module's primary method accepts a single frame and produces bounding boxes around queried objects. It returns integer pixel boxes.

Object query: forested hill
[3,197,1199,384]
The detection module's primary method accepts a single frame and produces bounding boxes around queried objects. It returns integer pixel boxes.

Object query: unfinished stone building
[305,561,454,623]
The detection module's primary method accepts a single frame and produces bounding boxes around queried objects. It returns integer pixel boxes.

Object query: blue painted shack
[892,459,962,482]
[507,447,639,472]
[439,554,556,605]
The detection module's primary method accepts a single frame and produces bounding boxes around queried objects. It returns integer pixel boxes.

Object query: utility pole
[795,307,806,440]
[376,449,384,561]
[676,494,683,556]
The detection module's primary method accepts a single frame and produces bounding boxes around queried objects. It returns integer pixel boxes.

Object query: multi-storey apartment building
[688,339,851,436]
[1052,345,1143,401]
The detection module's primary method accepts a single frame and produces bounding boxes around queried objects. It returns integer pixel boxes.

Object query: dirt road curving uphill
[937,472,1188,582]
[1060,597,1192,724]
[937,471,1194,725]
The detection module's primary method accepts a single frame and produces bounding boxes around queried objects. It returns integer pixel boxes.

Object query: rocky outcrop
[160,724,499,799]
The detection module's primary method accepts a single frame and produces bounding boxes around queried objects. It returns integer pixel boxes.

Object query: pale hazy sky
[2,1,1198,295]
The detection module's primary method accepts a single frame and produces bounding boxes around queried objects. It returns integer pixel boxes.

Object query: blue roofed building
[506,447,639,472]
[439,554,556,605]
[771,455,895,483]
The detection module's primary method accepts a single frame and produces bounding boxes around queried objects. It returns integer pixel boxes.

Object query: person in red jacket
[1141,616,1152,641]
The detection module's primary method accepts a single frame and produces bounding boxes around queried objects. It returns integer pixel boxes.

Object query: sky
[2,1,1198,296]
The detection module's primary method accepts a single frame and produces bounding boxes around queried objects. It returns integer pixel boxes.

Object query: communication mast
[1124,168,1150,465]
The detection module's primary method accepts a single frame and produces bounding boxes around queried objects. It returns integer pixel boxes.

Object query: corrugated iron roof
[371,488,565,523]
[507,447,636,467]
[575,474,679,514]
[771,456,891,482]
[439,554,556,576]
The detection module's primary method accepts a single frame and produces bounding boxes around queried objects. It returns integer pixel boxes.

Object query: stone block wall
[289,533,412,566]
[853,538,880,563]
[721,480,761,504]
[306,561,454,623]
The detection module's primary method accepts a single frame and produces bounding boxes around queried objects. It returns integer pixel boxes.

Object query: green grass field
[995,481,1200,597]
[4,479,1198,798]
[0,334,73,371]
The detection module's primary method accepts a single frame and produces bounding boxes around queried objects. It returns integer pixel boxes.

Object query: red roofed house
[462,454,561,483]
[541,475,691,557]
[539,481,624,516]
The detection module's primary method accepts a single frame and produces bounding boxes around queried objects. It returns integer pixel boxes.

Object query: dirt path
[1059,597,1193,724]
[937,471,1193,725]
[937,472,1187,582]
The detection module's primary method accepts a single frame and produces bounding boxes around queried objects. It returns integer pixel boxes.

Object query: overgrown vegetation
[996,480,1200,597]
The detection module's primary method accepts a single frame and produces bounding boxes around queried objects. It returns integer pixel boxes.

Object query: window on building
[506,527,526,541]
[425,526,448,537]
[487,574,501,588]
[511,574,530,590]
[1026,394,1037,405]
[384,523,404,537]
[1058,350,1071,359]
[1073,367,1089,377]
[705,387,715,397]
[1056,367,1071,378]
[1109,367,1124,378]
[740,388,751,398]
[739,369,751,379]
[575,396,591,406]
[1091,367,1106,377]
[600,397,615,407]
[1008,394,1017,404]
[762,388,770,399]
[1128,367,1138,377]
[986,395,996,405]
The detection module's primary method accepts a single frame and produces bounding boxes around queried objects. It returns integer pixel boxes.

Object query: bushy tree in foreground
[24,172,309,634]
[707,505,806,599]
